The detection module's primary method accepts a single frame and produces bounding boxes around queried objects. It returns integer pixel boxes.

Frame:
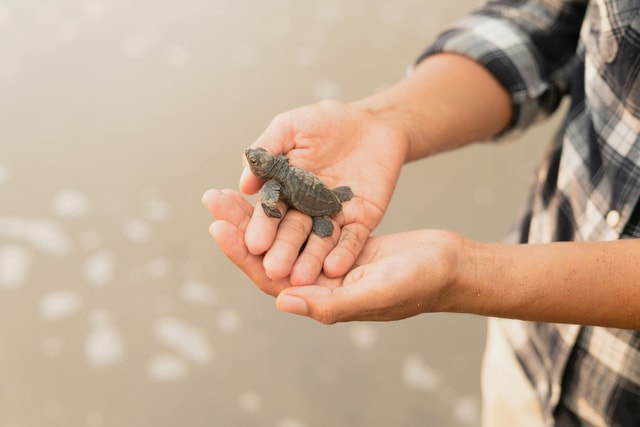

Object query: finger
[290,223,341,286]
[253,112,297,155]
[275,282,360,324]
[323,222,371,278]
[209,220,252,269]
[276,286,328,319]
[241,113,296,195]
[277,260,415,323]
[245,197,289,255]
[201,188,253,229]
[262,210,312,280]
[239,166,264,196]
[209,220,290,297]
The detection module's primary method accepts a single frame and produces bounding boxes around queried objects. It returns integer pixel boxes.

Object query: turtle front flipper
[261,179,283,218]
[333,186,353,202]
[312,216,334,237]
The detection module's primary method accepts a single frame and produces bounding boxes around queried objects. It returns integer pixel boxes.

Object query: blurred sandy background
[0,1,562,426]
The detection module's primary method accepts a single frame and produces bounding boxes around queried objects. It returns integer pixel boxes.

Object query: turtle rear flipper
[312,216,334,237]
[333,186,353,202]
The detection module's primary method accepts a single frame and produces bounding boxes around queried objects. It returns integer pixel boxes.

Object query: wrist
[439,237,502,316]
[406,231,487,315]
[349,97,414,163]
[352,53,512,162]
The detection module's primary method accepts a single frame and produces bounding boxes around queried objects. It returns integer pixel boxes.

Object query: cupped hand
[203,188,470,323]
[275,228,468,323]
[203,188,343,298]
[240,100,408,285]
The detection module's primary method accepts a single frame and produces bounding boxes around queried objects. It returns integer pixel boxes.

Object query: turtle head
[245,147,277,180]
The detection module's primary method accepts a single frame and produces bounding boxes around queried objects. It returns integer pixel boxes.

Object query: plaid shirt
[419,0,640,426]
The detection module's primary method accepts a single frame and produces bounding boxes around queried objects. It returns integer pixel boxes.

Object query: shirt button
[606,210,621,228]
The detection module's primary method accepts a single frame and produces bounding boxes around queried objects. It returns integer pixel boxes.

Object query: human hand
[239,100,408,285]
[202,188,469,323]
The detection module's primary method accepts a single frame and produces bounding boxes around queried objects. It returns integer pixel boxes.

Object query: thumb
[242,111,297,195]
[276,258,422,323]
[239,166,264,195]
[276,286,349,325]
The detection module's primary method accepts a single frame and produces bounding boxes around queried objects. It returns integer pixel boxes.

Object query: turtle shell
[279,165,343,216]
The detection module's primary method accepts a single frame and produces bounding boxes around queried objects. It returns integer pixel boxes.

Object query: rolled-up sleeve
[417,0,587,138]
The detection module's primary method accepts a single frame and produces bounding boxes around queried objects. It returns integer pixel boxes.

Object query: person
[202,0,640,425]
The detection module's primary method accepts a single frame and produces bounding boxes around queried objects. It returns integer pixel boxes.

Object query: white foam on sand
[0,163,9,183]
[349,323,377,350]
[401,353,442,392]
[147,353,189,382]
[39,290,83,320]
[52,189,91,218]
[122,219,152,243]
[0,244,32,289]
[217,308,241,334]
[85,310,124,368]
[143,198,171,222]
[0,217,73,256]
[154,317,213,365]
[179,280,218,305]
[25,218,73,255]
[238,391,263,414]
[452,395,481,426]
[83,251,116,287]
[145,257,170,279]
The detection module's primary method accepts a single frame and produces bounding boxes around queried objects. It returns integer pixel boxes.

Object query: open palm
[239,100,408,285]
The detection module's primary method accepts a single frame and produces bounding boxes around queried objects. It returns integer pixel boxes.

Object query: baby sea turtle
[245,147,353,237]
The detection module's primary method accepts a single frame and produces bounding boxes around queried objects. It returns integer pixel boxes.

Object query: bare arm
[351,53,513,162]
[265,229,640,329]
[453,239,640,329]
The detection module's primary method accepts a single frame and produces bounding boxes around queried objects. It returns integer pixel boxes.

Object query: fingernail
[201,189,214,207]
[277,294,308,316]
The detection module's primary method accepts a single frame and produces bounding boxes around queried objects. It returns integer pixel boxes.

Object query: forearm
[451,238,640,329]
[351,53,512,162]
